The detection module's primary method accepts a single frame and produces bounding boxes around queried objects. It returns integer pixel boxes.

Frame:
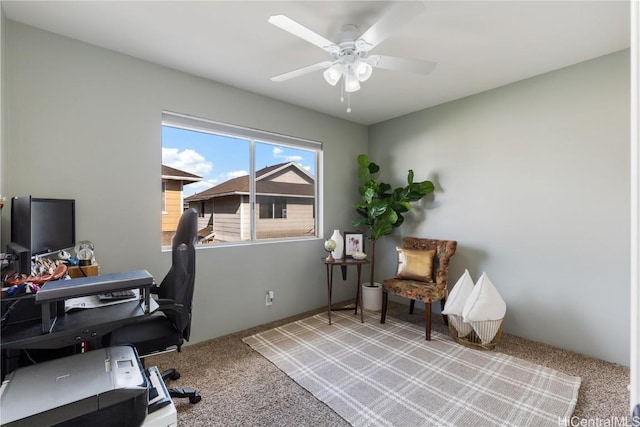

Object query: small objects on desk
[74,240,95,266]
[98,289,136,301]
[5,283,27,297]
[3,281,39,298]
[352,251,367,260]
[324,239,337,262]
[3,262,68,287]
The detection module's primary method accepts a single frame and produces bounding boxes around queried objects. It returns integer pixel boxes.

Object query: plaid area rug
[243,310,580,427]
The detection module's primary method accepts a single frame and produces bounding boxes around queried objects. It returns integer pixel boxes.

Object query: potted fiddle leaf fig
[352,154,434,309]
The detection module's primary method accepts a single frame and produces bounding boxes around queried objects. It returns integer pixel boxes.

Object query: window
[161,182,167,213]
[161,112,321,247]
[259,197,287,219]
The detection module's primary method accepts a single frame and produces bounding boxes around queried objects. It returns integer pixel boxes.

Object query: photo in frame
[344,231,365,257]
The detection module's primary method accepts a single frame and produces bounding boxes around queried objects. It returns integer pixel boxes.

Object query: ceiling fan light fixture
[323,63,343,86]
[353,59,373,82]
[344,66,361,92]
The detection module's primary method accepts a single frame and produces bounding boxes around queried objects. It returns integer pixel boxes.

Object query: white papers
[64,289,140,312]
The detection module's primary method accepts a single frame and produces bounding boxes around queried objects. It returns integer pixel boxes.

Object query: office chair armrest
[150,285,160,295]
[155,298,185,313]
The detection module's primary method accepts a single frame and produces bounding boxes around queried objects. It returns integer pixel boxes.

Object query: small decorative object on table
[330,230,344,259]
[324,239,336,262]
[344,231,365,258]
[352,251,367,260]
[75,240,95,266]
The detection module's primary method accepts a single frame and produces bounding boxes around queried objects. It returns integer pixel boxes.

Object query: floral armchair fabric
[381,237,458,340]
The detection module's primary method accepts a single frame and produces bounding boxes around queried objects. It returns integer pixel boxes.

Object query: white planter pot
[361,282,383,311]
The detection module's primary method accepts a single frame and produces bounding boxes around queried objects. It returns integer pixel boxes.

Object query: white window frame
[162,111,323,246]
[161,181,167,214]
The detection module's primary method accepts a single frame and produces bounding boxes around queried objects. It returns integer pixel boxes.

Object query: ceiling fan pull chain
[341,76,351,113]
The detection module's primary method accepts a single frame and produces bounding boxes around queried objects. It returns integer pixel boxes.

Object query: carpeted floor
[146,301,629,426]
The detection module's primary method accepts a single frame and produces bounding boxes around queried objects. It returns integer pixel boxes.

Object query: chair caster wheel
[189,394,201,404]
[169,372,180,381]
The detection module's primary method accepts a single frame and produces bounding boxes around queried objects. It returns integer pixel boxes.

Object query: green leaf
[388,209,398,225]
[352,217,369,227]
[392,200,412,212]
[368,162,380,174]
[363,187,375,204]
[357,154,369,168]
[358,166,371,183]
[393,214,405,228]
[354,207,368,218]
[378,182,391,194]
[415,180,435,194]
[369,200,388,218]
[373,222,393,239]
[407,169,414,185]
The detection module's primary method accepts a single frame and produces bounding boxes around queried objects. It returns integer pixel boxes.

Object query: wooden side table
[323,257,369,324]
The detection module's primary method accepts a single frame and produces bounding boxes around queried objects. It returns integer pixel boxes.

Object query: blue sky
[162,126,316,196]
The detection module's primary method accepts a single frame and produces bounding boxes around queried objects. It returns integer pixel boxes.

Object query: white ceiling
[1,1,631,126]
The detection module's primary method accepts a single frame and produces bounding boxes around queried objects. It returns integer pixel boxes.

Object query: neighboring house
[162,165,201,245]
[185,162,315,242]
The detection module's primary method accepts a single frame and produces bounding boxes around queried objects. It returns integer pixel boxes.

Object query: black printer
[0,346,174,427]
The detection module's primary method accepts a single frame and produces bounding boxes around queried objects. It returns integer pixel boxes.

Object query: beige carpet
[243,310,580,427]
[145,302,629,426]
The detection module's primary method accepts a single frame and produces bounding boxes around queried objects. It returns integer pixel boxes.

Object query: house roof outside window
[185,162,314,202]
[162,165,202,183]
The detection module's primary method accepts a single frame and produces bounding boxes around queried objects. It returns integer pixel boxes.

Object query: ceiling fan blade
[356,2,425,51]
[373,55,437,75]
[268,15,338,52]
[271,61,334,82]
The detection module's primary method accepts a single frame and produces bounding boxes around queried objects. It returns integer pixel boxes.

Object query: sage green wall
[3,19,631,366]
[0,10,6,243]
[2,21,367,343]
[369,50,630,365]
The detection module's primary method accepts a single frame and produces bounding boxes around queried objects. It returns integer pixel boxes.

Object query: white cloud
[272,147,303,163]
[226,170,248,180]
[162,147,213,177]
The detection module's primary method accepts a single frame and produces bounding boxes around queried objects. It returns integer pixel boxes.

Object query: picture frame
[344,231,365,258]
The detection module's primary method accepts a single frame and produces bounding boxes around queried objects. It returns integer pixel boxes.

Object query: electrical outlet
[266,290,274,306]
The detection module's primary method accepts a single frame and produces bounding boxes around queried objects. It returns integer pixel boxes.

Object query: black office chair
[107,208,201,404]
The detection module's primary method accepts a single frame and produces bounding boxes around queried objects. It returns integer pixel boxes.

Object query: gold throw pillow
[395,247,436,282]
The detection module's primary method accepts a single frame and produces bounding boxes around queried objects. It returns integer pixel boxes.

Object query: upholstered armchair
[380,237,458,340]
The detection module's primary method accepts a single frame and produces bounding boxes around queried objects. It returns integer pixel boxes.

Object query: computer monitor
[10,196,76,257]
[5,242,30,276]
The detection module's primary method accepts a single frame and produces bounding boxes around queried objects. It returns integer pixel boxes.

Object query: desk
[1,298,158,380]
[1,298,158,350]
[323,257,369,324]
[1,271,158,380]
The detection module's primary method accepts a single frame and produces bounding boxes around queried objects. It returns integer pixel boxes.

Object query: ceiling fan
[268,2,436,112]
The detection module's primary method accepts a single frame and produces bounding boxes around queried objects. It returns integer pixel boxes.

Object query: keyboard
[97,289,136,301]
